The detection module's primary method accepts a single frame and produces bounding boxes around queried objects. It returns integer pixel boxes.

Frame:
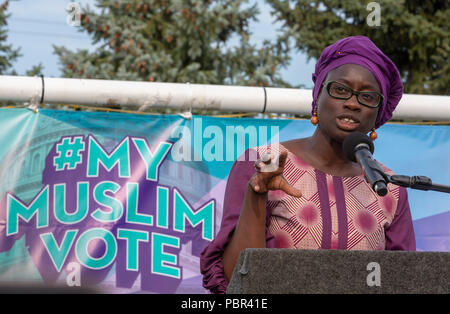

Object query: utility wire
[11,17,67,25]
[10,29,89,40]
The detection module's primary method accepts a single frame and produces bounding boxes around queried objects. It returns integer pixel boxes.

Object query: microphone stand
[386,174,450,194]
[363,159,450,195]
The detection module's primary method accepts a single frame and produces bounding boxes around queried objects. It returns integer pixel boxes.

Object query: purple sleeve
[385,187,416,251]
[199,149,275,294]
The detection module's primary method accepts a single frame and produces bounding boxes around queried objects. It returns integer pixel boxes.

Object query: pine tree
[0,0,20,75]
[54,0,291,89]
[266,0,449,95]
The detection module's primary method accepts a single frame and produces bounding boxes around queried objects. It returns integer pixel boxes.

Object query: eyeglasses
[323,80,384,108]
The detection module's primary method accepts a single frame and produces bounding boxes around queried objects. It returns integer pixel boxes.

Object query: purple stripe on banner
[315,169,331,249]
[333,176,348,250]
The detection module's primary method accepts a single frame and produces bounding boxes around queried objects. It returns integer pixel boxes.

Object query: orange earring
[370,128,378,141]
[311,108,319,126]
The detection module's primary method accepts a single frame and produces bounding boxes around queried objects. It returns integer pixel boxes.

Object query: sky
[5,0,316,88]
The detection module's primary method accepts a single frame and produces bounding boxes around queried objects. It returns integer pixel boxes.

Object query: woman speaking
[200,36,416,294]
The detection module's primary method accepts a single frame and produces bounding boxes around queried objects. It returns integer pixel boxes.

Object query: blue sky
[6,0,315,88]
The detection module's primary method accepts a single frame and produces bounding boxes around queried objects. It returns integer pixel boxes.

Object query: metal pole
[0,75,449,120]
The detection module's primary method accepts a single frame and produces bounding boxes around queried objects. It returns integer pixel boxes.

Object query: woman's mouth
[336,116,360,131]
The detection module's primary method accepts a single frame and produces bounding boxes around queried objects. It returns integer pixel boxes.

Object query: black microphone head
[342,132,375,162]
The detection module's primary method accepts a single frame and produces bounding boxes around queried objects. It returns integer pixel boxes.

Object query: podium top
[227,249,450,294]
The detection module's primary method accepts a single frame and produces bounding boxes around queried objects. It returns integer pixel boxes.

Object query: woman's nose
[344,94,362,111]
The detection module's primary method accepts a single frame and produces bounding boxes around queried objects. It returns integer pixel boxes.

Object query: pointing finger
[280,179,302,198]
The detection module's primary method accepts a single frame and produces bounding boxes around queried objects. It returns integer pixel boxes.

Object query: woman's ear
[316,76,328,102]
[315,85,324,106]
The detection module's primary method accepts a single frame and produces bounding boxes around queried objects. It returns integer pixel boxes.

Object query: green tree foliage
[54,0,291,88]
[25,63,44,77]
[266,0,449,95]
[0,0,20,75]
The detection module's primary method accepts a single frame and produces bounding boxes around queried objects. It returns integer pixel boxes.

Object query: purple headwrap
[312,36,403,129]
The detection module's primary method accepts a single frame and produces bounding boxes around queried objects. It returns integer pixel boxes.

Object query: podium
[227,249,450,294]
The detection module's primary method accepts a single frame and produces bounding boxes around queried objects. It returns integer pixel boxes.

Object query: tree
[266,0,449,95]
[0,1,46,107]
[0,0,20,75]
[54,0,291,90]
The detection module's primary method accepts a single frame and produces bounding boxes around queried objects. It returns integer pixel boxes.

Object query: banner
[0,108,449,293]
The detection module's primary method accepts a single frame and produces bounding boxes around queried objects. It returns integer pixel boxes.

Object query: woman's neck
[283,128,363,177]
[306,128,350,167]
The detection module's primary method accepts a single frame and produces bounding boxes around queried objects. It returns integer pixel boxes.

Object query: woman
[200,36,416,294]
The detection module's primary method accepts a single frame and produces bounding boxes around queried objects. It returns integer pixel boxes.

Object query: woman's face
[316,64,381,143]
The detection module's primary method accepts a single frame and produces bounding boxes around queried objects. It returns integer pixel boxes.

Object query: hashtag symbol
[53,136,85,171]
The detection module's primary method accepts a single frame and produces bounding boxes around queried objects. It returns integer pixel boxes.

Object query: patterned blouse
[200,144,416,294]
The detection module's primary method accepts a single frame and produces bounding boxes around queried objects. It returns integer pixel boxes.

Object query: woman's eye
[334,86,348,94]
[361,93,375,101]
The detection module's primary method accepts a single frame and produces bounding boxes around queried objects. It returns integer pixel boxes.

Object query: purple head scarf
[312,36,403,129]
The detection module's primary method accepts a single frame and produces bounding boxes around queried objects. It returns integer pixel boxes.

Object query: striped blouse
[200,144,416,294]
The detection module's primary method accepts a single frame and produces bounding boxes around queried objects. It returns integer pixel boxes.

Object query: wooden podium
[227,249,450,294]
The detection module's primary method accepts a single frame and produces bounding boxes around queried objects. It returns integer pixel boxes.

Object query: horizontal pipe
[0,75,449,120]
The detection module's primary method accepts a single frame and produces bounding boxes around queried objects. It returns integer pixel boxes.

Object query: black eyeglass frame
[323,80,384,108]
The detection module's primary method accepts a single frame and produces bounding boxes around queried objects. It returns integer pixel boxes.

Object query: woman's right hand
[249,150,302,198]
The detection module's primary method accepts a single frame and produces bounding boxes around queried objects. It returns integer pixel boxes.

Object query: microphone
[343,132,388,196]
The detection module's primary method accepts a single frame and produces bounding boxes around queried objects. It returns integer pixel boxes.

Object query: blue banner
[0,108,449,293]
